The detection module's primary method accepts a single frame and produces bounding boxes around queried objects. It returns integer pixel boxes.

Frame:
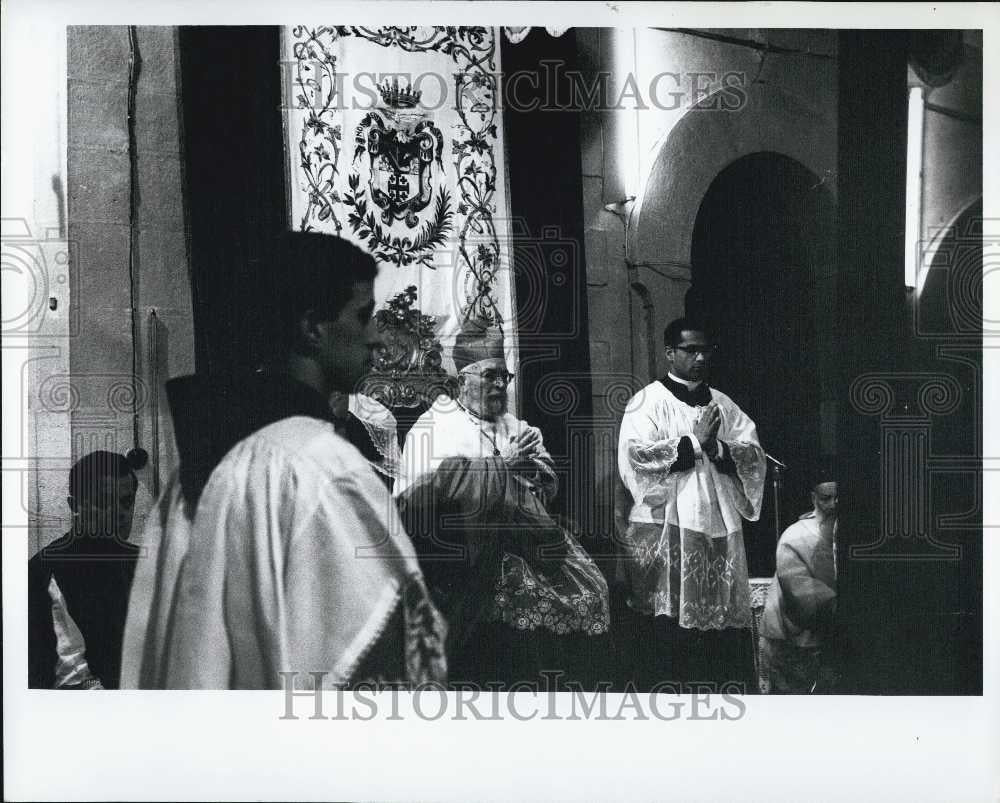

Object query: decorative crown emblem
[378,77,422,109]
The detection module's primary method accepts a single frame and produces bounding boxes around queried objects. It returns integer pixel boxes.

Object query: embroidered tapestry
[282,26,517,375]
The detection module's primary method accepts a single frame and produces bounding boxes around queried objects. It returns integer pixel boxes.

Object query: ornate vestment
[395,396,610,660]
[618,378,766,630]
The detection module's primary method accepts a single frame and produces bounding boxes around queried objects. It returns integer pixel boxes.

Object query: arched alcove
[624,82,837,385]
[689,152,836,574]
[629,82,836,273]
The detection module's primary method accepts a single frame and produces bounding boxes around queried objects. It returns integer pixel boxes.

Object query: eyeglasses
[672,345,718,356]
[463,369,515,387]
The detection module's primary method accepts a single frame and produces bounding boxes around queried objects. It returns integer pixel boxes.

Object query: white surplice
[121,415,446,689]
[760,513,838,648]
[393,395,555,498]
[618,381,766,629]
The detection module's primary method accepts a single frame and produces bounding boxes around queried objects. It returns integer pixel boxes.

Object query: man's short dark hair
[273,231,378,350]
[69,451,135,502]
[663,317,710,348]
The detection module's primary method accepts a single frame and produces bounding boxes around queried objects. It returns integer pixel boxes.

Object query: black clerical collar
[275,374,338,423]
[659,373,712,407]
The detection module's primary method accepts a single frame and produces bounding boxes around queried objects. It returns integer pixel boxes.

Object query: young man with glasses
[617,317,766,692]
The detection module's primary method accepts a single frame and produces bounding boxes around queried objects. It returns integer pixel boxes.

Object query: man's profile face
[812,481,838,518]
[665,329,715,382]
[315,280,378,392]
[458,357,510,421]
[71,473,138,540]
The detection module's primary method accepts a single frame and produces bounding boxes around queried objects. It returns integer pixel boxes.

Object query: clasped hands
[692,401,722,460]
[501,427,544,471]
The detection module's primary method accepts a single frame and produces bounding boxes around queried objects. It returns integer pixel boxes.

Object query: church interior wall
[28,26,195,554]
[576,28,839,547]
[917,30,982,241]
[833,30,982,694]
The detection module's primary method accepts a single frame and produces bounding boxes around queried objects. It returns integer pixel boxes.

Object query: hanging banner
[282,26,516,375]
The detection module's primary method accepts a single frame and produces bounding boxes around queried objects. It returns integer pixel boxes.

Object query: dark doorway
[688,152,835,576]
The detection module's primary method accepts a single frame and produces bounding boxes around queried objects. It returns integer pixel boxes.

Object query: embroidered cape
[395,396,610,655]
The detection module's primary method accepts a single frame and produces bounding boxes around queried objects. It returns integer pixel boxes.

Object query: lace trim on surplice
[626,436,685,508]
[625,522,751,630]
[724,441,766,521]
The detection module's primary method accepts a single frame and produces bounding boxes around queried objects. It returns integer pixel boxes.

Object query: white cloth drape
[121,416,446,689]
[393,395,553,498]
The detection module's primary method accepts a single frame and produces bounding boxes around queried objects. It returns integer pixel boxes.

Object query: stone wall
[575,28,838,543]
[31,26,194,553]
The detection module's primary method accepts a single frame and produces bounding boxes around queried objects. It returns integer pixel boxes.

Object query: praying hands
[502,427,543,469]
[693,402,722,459]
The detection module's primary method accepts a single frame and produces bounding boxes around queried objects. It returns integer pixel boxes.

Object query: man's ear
[67,495,78,514]
[297,309,324,351]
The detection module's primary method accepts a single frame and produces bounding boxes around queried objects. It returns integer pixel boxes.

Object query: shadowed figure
[28,451,141,689]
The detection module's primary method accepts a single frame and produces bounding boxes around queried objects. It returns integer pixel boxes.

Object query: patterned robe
[618,377,766,630]
[395,396,610,672]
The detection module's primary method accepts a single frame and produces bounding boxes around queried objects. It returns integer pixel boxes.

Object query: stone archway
[631,81,836,272]
[623,82,837,384]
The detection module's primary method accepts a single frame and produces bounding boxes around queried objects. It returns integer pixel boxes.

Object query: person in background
[28,451,141,689]
[760,473,840,693]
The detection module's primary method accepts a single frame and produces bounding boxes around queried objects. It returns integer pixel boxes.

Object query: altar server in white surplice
[121,233,446,690]
[618,317,766,692]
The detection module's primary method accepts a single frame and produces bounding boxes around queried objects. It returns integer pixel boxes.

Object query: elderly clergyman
[395,316,610,689]
[618,317,766,692]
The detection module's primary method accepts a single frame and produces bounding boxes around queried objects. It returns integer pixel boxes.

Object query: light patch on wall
[905,85,925,291]
[609,28,641,199]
